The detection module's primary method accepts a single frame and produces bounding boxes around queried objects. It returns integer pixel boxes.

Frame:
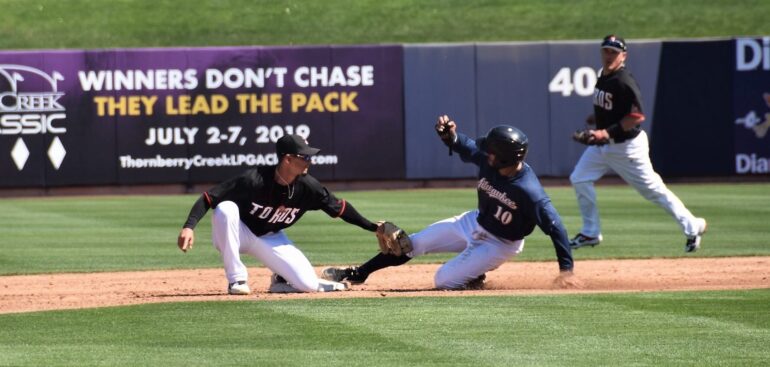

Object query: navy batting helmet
[476,125,528,168]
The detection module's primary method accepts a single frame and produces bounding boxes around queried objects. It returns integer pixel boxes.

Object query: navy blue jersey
[451,133,573,270]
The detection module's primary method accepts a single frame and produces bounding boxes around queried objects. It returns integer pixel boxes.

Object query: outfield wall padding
[0,38,765,189]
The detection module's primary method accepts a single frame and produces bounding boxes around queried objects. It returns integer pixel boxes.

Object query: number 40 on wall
[548,67,598,97]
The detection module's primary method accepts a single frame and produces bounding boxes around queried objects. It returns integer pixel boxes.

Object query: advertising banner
[0,45,404,187]
[733,37,770,175]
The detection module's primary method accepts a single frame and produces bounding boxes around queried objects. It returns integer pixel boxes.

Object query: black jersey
[451,134,573,270]
[185,166,344,236]
[593,67,643,142]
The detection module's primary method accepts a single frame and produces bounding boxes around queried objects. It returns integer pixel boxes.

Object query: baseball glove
[376,221,413,256]
[572,129,609,146]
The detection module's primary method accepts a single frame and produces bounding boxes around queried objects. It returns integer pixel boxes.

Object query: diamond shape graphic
[48,137,66,170]
[11,138,30,171]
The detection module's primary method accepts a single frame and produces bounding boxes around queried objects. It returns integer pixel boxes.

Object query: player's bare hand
[178,228,195,252]
[435,115,457,142]
[591,129,610,141]
[552,270,584,289]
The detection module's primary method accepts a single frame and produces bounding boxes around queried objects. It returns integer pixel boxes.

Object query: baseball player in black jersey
[569,35,707,252]
[178,134,382,295]
[322,115,576,290]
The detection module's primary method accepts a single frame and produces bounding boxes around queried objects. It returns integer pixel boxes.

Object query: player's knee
[212,201,239,223]
[639,190,658,202]
[434,269,466,290]
[570,173,589,185]
[276,271,320,293]
[569,172,579,184]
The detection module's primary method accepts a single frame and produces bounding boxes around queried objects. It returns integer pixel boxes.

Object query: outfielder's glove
[572,129,609,146]
[376,221,413,256]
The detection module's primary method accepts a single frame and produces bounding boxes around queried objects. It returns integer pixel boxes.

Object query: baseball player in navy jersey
[322,115,575,289]
[569,35,707,252]
[178,134,383,295]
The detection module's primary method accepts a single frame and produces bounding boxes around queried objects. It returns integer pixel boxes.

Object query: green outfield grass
[0,182,768,275]
[1,0,770,49]
[0,289,768,366]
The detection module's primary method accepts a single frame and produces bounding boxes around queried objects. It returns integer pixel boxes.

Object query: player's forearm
[542,221,573,271]
[537,203,574,271]
[182,195,210,229]
[551,230,574,271]
[452,133,483,163]
[338,202,378,232]
[604,114,643,139]
[603,111,645,138]
[620,113,645,130]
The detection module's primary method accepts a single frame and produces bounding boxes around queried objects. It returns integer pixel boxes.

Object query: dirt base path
[2,257,769,314]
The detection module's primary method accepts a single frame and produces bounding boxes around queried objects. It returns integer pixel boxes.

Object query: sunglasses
[291,154,312,162]
[601,39,627,52]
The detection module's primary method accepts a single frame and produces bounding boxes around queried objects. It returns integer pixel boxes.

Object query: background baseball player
[569,35,707,252]
[323,115,575,289]
[177,134,385,294]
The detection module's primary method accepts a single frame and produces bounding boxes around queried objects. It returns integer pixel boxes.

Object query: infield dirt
[1,257,768,314]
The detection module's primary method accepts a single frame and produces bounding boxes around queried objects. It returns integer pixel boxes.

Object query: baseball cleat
[317,279,349,292]
[464,274,486,290]
[228,280,251,295]
[321,266,367,285]
[268,273,301,293]
[569,233,602,249]
[685,218,708,253]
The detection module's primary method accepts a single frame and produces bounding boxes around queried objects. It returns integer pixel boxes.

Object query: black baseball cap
[601,35,627,52]
[276,134,321,156]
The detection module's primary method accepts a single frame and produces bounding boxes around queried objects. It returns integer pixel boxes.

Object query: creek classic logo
[0,64,67,170]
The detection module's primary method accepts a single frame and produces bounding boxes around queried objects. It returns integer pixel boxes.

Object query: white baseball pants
[408,210,524,289]
[569,130,701,238]
[211,201,322,292]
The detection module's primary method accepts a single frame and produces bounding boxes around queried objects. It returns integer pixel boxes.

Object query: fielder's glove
[572,129,609,146]
[376,221,413,256]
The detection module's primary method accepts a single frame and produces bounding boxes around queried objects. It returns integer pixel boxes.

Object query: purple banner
[0,45,404,187]
[734,37,770,175]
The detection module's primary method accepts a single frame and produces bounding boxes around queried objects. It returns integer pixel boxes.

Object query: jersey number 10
[493,205,513,225]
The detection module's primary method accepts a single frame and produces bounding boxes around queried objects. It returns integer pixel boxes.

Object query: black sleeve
[625,75,644,114]
[317,187,378,231]
[606,123,624,139]
[181,170,256,229]
[607,74,645,140]
[205,171,254,208]
[182,194,211,229]
[338,201,378,231]
[303,175,377,231]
